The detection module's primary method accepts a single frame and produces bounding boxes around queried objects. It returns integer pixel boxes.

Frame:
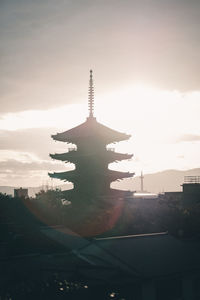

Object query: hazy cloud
[1,0,200,113]
[177,155,184,159]
[178,134,200,143]
[0,158,69,187]
[0,128,69,159]
[0,127,73,185]
[0,159,66,173]
[0,156,70,187]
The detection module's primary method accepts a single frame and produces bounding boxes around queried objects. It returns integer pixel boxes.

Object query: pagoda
[49,70,134,206]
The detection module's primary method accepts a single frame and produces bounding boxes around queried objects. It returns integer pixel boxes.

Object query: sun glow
[1,84,200,182]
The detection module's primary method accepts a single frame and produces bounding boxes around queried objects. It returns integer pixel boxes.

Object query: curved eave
[51,134,131,144]
[48,169,134,183]
[48,170,76,183]
[108,152,133,163]
[108,170,134,182]
[51,118,131,143]
[49,151,133,163]
[49,152,76,162]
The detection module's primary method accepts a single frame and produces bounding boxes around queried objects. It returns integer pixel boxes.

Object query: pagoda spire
[88,69,94,118]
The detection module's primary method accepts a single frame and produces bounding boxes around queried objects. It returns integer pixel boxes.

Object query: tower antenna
[88,69,94,117]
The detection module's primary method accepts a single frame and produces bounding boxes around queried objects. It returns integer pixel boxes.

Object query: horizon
[1,167,199,188]
[1,0,200,187]
[1,167,200,198]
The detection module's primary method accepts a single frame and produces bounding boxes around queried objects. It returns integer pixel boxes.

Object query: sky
[0,0,200,187]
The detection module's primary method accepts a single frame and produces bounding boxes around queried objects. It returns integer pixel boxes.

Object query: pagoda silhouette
[49,70,134,206]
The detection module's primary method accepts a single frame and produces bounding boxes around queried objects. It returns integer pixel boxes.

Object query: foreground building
[1,226,199,300]
[49,70,133,205]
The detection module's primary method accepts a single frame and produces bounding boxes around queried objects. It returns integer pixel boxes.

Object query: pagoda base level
[62,188,132,203]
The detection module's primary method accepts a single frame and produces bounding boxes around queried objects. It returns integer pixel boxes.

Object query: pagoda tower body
[49,71,134,206]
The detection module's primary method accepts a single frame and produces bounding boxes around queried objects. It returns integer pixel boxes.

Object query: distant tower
[140,171,144,192]
[49,70,134,206]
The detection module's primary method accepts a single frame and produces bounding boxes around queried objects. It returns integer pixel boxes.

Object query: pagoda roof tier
[108,170,134,181]
[51,117,131,144]
[48,170,75,182]
[49,169,134,183]
[50,151,133,163]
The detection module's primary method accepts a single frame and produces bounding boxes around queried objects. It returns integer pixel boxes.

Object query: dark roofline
[95,232,168,241]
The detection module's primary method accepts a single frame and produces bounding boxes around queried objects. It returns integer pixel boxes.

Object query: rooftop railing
[184,176,200,184]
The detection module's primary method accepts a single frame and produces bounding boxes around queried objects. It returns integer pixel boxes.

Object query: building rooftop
[184,176,200,184]
[51,116,131,144]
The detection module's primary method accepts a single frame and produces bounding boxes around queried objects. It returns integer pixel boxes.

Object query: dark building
[159,176,200,207]
[2,227,197,300]
[49,70,134,206]
[182,176,200,205]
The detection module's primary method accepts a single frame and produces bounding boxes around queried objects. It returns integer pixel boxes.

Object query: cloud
[0,157,71,187]
[178,134,200,143]
[0,128,69,160]
[0,159,66,172]
[0,126,74,185]
[1,0,200,113]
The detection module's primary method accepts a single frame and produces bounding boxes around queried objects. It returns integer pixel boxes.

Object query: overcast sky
[1,0,200,187]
